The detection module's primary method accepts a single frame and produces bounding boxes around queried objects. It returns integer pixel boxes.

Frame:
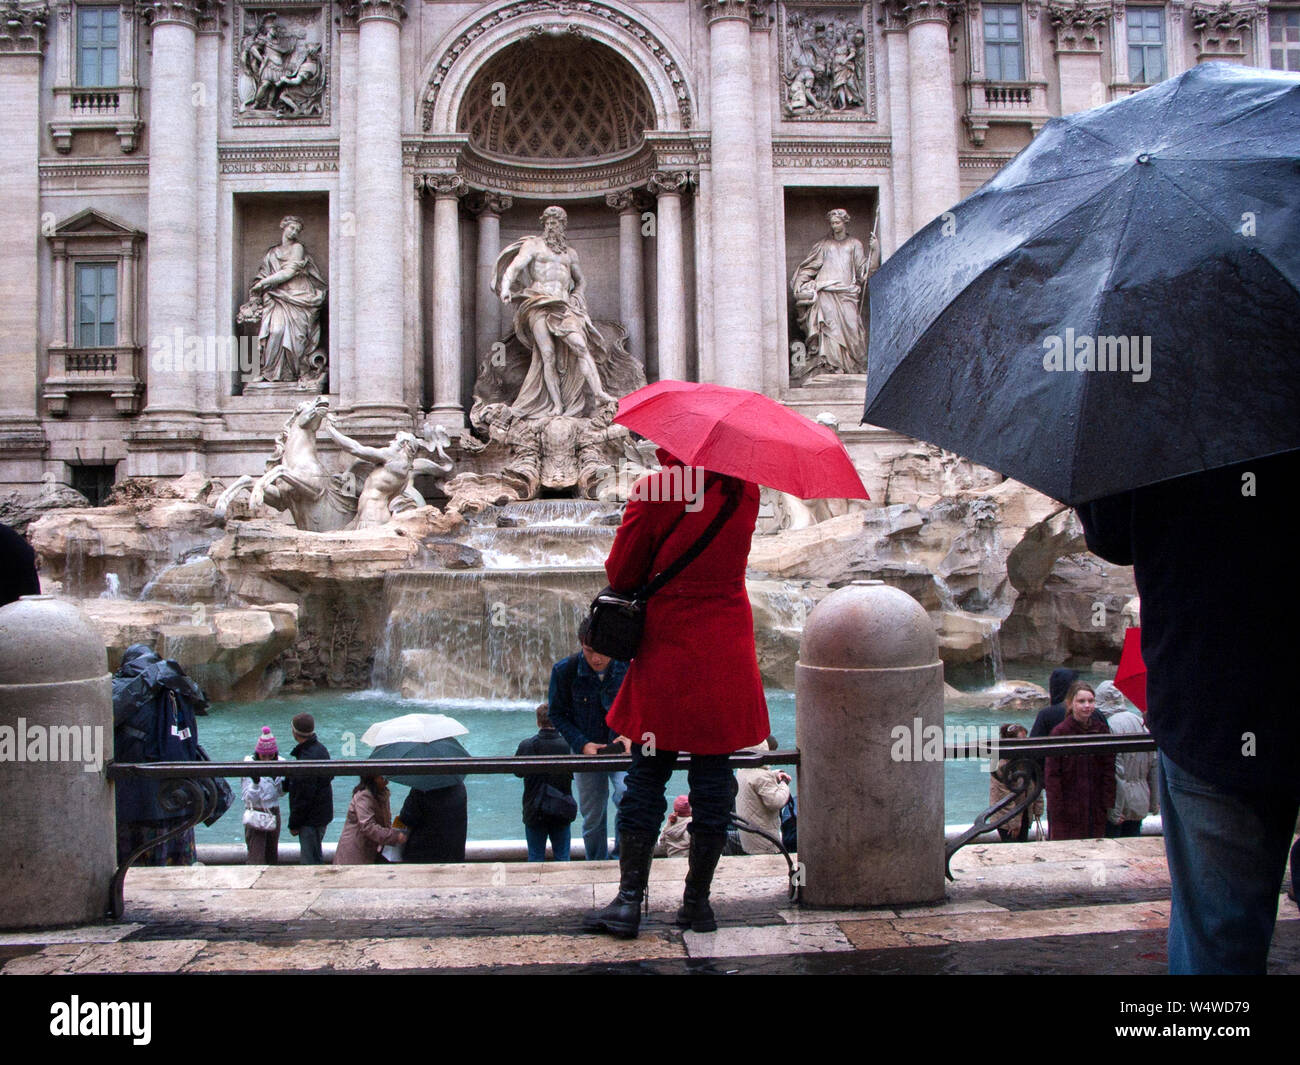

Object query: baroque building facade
[0,0,1293,496]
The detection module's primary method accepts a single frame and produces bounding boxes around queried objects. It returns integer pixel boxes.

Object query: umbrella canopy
[863,63,1300,505]
[360,713,467,748]
[1114,627,1147,712]
[368,738,470,792]
[615,380,869,500]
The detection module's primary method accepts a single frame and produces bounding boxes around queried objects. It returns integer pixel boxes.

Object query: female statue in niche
[244,215,328,387]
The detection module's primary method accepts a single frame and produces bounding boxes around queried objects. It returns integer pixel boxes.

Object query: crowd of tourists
[988,669,1158,844]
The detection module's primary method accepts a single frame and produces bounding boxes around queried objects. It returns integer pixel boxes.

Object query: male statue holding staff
[495,206,617,420]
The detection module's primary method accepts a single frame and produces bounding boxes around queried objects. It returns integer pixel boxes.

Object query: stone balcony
[43,344,143,416]
[964,80,1052,146]
[48,84,142,153]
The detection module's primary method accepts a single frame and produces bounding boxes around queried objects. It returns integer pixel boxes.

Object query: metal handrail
[106,748,803,920]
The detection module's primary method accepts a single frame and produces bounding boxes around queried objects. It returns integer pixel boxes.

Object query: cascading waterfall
[371,499,624,701]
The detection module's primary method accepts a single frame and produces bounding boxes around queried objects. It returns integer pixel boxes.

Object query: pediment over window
[49,207,143,241]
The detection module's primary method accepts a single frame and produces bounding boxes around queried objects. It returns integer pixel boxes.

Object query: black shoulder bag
[585,476,742,660]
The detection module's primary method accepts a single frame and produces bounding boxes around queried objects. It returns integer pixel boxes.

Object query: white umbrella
[360,713,468,748]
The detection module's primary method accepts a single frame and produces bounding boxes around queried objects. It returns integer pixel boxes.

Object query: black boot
[582,829,657,939]
[675,831,726,933]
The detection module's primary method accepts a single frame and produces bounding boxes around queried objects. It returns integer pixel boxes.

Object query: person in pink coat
[332,774,407,865]
[584,449,770,938]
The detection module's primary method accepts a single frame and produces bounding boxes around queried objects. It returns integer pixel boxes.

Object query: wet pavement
[2,838,1296,975]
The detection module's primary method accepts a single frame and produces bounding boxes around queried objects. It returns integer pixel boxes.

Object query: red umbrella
[1114,627,1147,712]
[614,381,869,500]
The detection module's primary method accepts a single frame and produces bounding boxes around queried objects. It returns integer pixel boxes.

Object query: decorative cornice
[0,1,49,52]
[882,0,964,28]
[421,1,693,132]
[339,0,404,25]
[772,136,892,169]
[1190,0,1261,56]
[469,191,514,216]
[40,158,150,184]
[646,169,692,196]
[960,150,1017,171]
[417,172,467,198]
[1046,0,1111,52]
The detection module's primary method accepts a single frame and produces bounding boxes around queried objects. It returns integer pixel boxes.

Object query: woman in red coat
[584,449,770,938]
[1044,682,1116,840]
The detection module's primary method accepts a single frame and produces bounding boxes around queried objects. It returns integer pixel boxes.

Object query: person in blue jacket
[547,618,629,860]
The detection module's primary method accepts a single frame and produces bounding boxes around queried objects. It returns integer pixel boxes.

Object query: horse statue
[214,397,358,531]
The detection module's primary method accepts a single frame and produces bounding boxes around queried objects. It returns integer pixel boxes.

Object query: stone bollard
[796,580,945,907]
[0,595,116,928]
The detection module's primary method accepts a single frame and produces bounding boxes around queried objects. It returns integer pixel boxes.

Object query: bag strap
[641,475,742,599]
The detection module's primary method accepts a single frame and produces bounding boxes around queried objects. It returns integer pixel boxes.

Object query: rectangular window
[75,263,117,348]
[76,6,119,88]
[984,4,1025,81]
[1271,9,1300,71]
[1128,7,1166,84]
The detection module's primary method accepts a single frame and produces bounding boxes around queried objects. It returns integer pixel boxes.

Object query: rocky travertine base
[4,840,1296,974]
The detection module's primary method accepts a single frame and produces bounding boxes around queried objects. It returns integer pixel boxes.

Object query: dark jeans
[1105,819,1143,838]
[524,821,572,862]
[297,823,325,864]
[1159,752,1298,974]
[618,746,738,838]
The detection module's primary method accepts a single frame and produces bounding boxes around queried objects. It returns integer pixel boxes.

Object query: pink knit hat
[254,726,278,757]
[673,795,691,817]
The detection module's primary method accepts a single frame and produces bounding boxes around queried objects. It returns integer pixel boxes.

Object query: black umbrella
[368,738,469,792]
[863,63,1300,505]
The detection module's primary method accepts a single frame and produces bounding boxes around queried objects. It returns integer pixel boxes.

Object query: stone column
[797,581,945,907]
[471,192,512,370]
[0,5,50,478]
[892,0,962,228]
[50,246,68,348]
[702,0,763,391]
[606,191,646,364]
[424,174,467,429]
[883,14,913,245]
[120,247,137,345]
[351,0,408,425]
[1049,3,1110,114]
[141,0,201,423]
[648,171,689,383]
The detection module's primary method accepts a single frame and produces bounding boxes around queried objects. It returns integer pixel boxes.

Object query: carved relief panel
[778,2,878,121]
[234,5,330,126]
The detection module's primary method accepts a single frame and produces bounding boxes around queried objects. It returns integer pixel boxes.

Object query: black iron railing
[105,749,802,919]
[943,734,1159,878]
[106,735,1156,917]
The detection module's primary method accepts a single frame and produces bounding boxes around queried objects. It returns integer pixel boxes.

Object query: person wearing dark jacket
[1,522,40,607]
[285,712,333,864]
[1029,668,1082,738]
[1077,450,1300,974]
[547,626,629,860]
[514,705,576,861]
[398,779,469,862]
[1044,682,1115,840]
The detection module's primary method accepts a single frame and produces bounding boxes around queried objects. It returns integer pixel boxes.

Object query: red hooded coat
[603,453,770,755]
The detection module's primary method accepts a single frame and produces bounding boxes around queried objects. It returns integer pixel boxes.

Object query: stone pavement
[3,838,1298,974]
